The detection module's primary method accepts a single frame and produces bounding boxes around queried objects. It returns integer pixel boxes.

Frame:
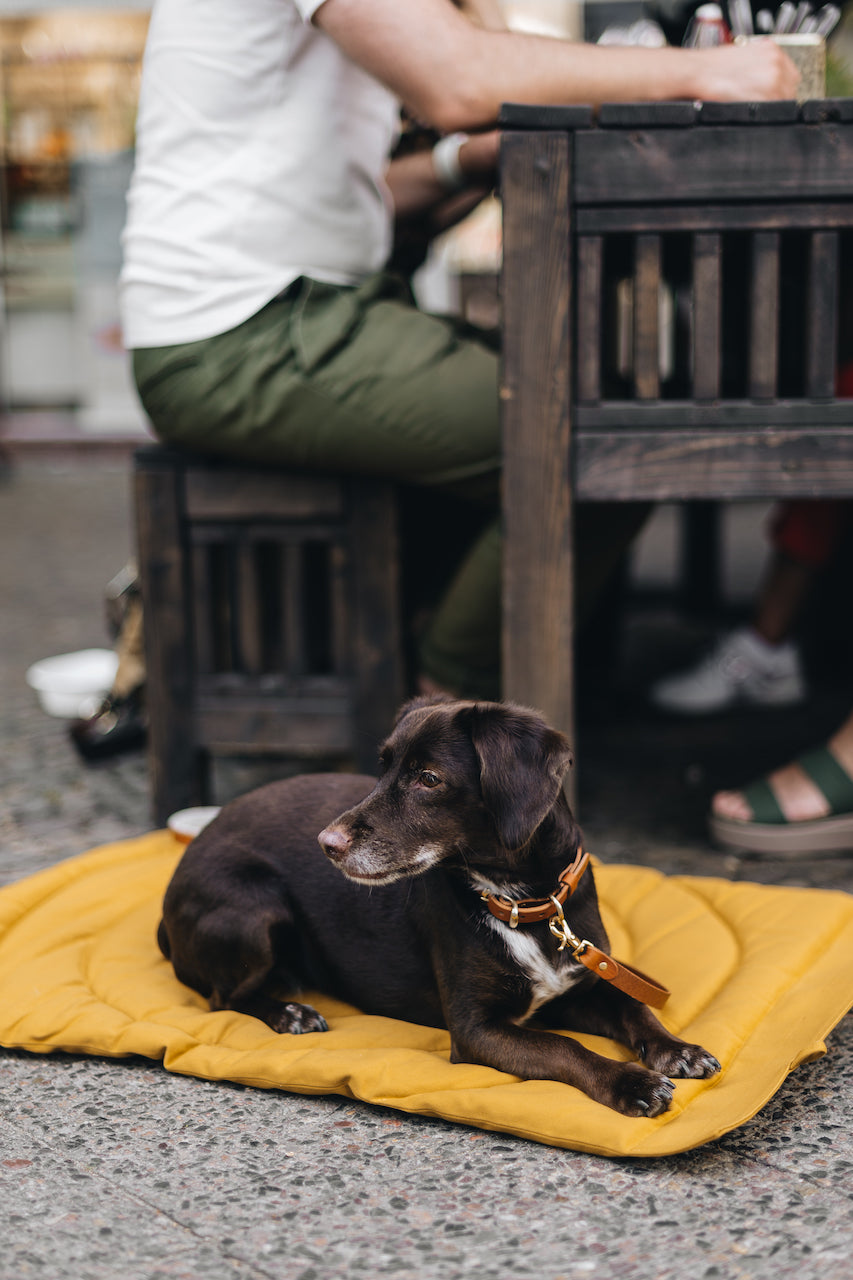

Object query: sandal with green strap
[709,745,853,856]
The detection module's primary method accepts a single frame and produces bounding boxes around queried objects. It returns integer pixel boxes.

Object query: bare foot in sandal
[709,709,853,855]
[713,762,831,824]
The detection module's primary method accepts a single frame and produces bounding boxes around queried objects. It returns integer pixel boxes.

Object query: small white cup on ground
[25,649,118,719]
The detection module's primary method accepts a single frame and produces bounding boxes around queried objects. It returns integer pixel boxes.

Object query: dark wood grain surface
[499,106,853,751]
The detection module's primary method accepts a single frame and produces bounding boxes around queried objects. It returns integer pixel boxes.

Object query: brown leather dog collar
[481,849,670,1010]
[481,848,591,927]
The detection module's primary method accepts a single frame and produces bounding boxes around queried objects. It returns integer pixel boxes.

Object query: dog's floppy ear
[459,702,573,851]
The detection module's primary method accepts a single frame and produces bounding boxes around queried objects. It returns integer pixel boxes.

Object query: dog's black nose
[318,826,352,861]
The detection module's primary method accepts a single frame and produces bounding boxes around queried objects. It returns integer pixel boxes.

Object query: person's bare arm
[454,0,507,30]
[385,131,499,220]
[313,0,799,133]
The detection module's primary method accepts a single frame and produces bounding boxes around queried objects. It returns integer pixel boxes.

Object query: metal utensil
[728,0,755,35]
[791,1,813,30]
[812,3,841,36]
[774,1,797,31]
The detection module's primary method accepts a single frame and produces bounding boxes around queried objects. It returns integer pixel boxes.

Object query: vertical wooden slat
[500,130,575,793]
[190,541,215,676]
[329,539,349,675]
[349,479,404,770]
[302,539,333,675]
[749,231,780,399]
[577,234,602,402]
[237,536,263,675]
[134,452,206,825]
[283,540,304,676]
[208,540,232,673]
[633,234,662,400]
[692,232,722,401]
[261,539,284,675]
[222,542,239,673]
[806,230,840,398]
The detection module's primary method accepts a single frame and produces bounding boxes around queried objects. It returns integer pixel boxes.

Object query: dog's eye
[419,770,441,789]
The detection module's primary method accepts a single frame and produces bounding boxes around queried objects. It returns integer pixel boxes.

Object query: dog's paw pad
[273,1002,328,1035]
[645,1042,721,1080]
[613,1065,675,1118]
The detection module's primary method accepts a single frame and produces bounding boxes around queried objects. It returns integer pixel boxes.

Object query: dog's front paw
[271,1001,329,1035]
[642,1040,721,1080]
[610,1063,675,1118]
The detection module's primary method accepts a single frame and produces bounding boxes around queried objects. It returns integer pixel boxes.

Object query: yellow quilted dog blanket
[1,830,852,1158]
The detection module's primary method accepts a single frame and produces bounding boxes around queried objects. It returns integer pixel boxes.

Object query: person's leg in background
[650,499,852,716]
[710,705,853,855]
[134,272,647,700]
[704,500,853,854]
[703,245,853,851]
[70,570,147,759]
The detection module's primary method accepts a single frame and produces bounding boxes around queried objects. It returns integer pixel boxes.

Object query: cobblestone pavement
[1,458,150,883]
[2,455,853,1280]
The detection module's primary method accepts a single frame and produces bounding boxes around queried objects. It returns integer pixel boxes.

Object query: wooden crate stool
[134,446,403,825]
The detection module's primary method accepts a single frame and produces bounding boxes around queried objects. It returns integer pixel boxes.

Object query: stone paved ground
[2,454,853,1280]
[1,457,150,881]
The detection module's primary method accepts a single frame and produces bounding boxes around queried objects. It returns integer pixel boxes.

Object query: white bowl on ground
[25,648,118,719]
[167,807,222,843]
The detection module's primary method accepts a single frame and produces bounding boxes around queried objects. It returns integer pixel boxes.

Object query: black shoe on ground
[69,687,147,761]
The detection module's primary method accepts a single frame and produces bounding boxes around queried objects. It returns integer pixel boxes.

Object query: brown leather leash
[480,849,670,1010]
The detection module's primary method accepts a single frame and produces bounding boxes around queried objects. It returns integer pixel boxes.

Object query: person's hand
[458,129,500,184]
[424,131,500,235]
[691,38,800,102]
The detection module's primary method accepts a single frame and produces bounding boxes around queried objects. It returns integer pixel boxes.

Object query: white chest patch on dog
[490,920,587,1022]
[469,874,587,1024]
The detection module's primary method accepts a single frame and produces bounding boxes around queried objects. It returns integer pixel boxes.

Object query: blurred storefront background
[0,4,148,430]
[1,0,850,435]
[0,1,596,431]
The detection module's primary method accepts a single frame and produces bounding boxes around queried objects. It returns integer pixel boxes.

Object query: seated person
[121,0,798,700]
[650,500,852,715]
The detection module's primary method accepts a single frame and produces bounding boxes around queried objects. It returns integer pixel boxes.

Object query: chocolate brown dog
[158,696,720,1116]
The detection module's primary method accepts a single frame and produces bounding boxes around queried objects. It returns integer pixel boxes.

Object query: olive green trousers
[133,272,645,698]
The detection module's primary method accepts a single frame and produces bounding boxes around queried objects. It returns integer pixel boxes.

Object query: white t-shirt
[120,0,400,348]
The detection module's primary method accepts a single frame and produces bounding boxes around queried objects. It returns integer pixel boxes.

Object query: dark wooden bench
[499,99,853,775]
[134,446,403,825]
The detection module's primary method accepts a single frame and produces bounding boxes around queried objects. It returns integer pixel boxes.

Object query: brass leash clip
[547,895,590,959]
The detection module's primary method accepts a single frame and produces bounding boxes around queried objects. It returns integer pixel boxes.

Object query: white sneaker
[649,627,806,715]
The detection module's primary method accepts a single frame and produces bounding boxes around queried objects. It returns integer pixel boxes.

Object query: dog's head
[317,696,574,885]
